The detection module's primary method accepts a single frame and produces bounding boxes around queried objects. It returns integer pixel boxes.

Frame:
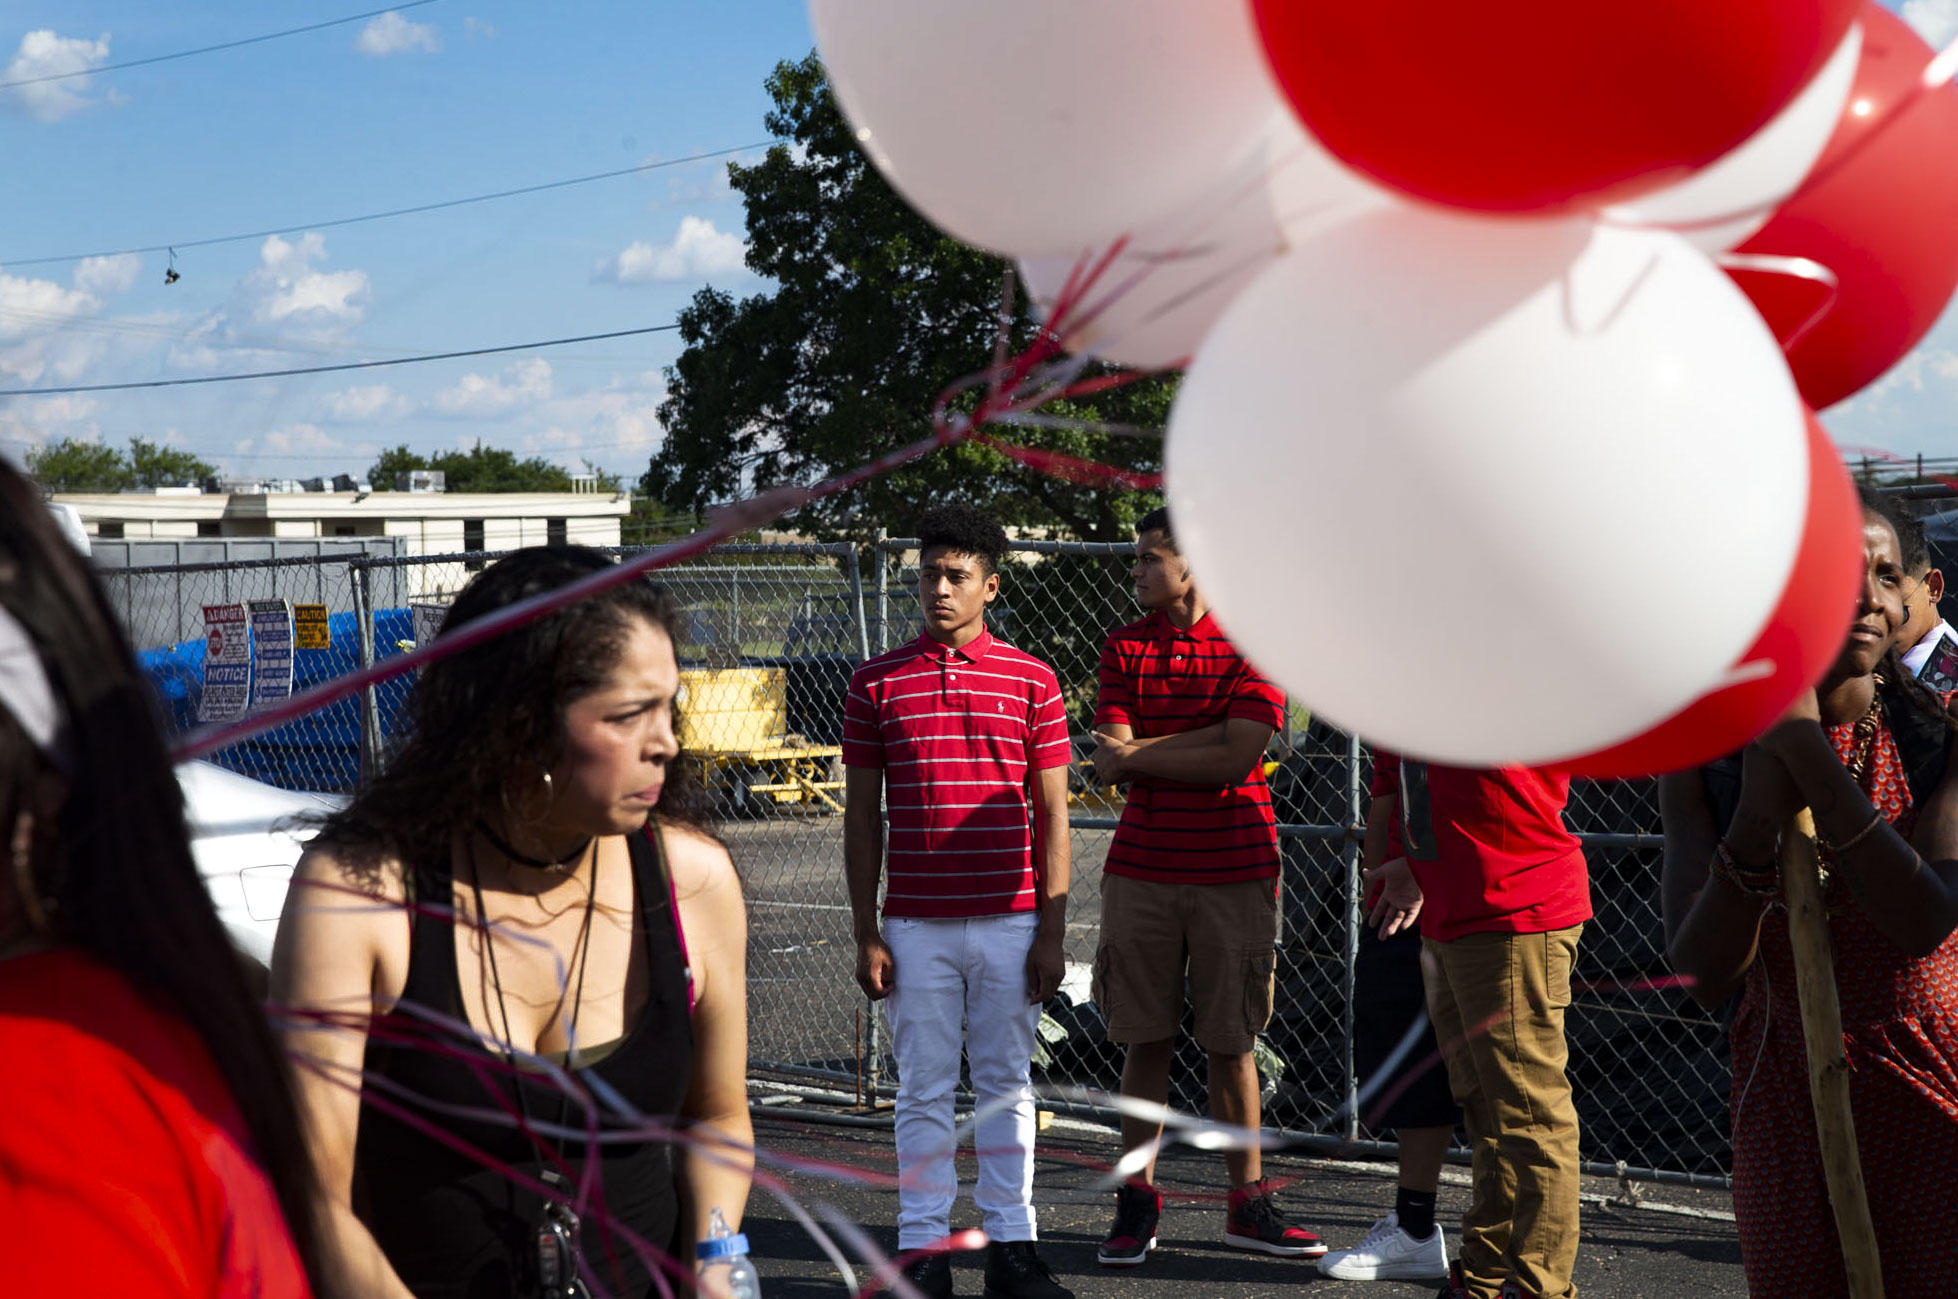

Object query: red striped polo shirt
[843,628,1073,919]
[1097,610,1284,884]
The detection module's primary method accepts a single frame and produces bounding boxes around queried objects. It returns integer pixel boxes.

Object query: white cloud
[263,423,346,453]
[247,234,370,330]
[0,394,100,453]
[72,253,140,297]
[434,357,553,415]
[3,30,111,122]
[0,257,145,383]
[1905,0,1958,49]
[463,16,496,40]
[356,11,441,55]
[321,384,410,422]
[596,216,747,284]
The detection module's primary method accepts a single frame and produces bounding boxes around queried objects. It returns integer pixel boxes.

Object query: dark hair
[318,546,711,873]
[0,464,327,1290]
[1137,506,1175,551]
[916,505,1008,574]
[1858,486,1958,734]
[1862,486,1931,574]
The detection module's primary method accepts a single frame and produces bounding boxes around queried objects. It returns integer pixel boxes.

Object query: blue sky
[0,0,814,485]
[1,0,1956,488]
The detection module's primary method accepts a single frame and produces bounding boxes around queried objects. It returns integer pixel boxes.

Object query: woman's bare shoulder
[293,834,413,906]
[658,820,737,896]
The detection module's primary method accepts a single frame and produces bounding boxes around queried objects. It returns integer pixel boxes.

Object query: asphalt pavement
[740,1098,1746,1299]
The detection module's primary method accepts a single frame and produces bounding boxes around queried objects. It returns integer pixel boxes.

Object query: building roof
[53,491,631,521]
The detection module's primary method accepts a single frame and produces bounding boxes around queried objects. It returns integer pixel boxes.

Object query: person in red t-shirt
[0,462,322,1297]
[844,506,1074,1299]
[1365,756,1590,1299]
[1088,507,1327,1267]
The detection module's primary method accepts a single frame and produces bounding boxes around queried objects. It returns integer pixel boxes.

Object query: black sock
[1394,1186,1438,1241]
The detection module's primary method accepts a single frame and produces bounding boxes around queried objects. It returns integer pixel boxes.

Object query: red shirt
[1370,752,1591,942]
[1096,610,1285,884]
[0,947,311,1298]
[844,628,1072,918]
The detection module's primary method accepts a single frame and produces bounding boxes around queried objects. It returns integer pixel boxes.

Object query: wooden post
[1781,809,1884,1297]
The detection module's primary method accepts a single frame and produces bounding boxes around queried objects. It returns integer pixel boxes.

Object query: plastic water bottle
[696,1207,761,1299]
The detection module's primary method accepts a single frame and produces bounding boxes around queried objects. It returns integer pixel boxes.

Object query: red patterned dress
[1729,694,1958,1295]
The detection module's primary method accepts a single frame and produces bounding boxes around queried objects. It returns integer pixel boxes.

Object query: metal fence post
[1343,729,1363,1143]
[353,562,381,783]
[873,529,890,654]
[844,542,871,664]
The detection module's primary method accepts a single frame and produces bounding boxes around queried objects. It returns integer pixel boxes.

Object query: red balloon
[1252,0,1860,214]
[1555,413,1862,779]
[1728,2,1958,410]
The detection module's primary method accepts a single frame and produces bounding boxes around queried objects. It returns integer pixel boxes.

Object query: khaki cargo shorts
[1091,873,1279,1056]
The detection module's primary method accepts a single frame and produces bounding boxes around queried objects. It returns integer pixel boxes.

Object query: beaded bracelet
[1818,809,1885,856]
[1709,840,1778,897]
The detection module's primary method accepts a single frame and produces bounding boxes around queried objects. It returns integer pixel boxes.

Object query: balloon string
[1714,251,1841,352]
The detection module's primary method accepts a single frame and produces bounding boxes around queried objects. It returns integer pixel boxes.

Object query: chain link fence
[103,536,1729,1187]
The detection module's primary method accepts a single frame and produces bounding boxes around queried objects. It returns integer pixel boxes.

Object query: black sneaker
[881,1251,953,1299]
[1435,1259,1470,1298]
[1097,1182,1162,1267]
[982,1241,1074,1299]
[1223,1178,1327,1257]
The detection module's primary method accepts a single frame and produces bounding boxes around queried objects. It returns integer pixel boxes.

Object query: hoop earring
[541,770,555,810]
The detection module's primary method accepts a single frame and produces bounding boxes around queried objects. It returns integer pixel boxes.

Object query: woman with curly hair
[273,546,751,1298]
[1662,489,1958,1296]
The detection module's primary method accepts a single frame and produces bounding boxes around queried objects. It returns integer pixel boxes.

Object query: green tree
[127,437,216,489]
[367,443,575,492]
[24,437,133,492]
[644,53,1168,542]
[367,444,427,488]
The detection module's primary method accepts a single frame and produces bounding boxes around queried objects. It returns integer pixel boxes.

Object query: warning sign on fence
[293,603,329,650]
[198,603,251,723]
[410,602,448,648]
[248,599,294,715]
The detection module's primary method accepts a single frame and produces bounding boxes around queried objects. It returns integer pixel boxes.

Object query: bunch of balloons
[811,0,1958,770]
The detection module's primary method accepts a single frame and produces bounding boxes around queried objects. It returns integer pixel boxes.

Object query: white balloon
[1606,23,1861,252]
[1166,209,1809,765]
[810,0,1282,257]
[1019,113,1387,370]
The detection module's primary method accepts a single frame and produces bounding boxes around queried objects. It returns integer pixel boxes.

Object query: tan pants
[1424,927,1584,1299]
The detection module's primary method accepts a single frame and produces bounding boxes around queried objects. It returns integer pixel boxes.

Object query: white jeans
[883,913,1042,1248]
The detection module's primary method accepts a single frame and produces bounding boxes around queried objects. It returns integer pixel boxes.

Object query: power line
[0,142,773,269]
[0,322,680,397]
[0,0,441,90]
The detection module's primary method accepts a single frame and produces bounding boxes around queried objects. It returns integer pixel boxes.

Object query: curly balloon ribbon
[1713,250,1842,352]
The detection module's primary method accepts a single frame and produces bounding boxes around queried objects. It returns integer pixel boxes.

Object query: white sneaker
[1316,1211,1449,1281]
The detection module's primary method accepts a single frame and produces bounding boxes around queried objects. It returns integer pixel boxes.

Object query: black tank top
[354,826,695,1298]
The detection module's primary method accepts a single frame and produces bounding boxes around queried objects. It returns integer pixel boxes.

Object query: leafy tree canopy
[367,443,576,493]
[27,436,215,492]
[643,53,1168,542]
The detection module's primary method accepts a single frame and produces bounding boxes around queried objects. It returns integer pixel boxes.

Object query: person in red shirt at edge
[1088,506,1329,1267]
[1365,754,1591,1299]
[844,506,1075,1299]
[0,461,324,1297]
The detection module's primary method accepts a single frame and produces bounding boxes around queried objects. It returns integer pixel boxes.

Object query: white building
[54,487,631,553]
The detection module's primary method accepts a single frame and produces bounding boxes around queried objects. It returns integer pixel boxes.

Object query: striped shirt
[1096,610,1284,884]
[843,628,1072,919]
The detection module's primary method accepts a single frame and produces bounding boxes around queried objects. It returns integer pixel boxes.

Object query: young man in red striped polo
[1088,507,1327,1267]
[844,506,1075,1299]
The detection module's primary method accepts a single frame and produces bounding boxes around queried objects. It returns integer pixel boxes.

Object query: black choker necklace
[474,819,592,872]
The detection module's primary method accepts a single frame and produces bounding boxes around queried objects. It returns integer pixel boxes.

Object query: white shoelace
[1349,1214,1403,1252]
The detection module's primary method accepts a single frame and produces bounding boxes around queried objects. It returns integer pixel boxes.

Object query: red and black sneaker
[1435,1259,1470,1298]
[1097,1182,1162,1268]
[1497,1282,1540,1299]
[1223,1179,1327,1257]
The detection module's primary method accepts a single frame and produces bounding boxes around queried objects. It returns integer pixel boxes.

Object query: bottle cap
[696,1233,751,1261]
